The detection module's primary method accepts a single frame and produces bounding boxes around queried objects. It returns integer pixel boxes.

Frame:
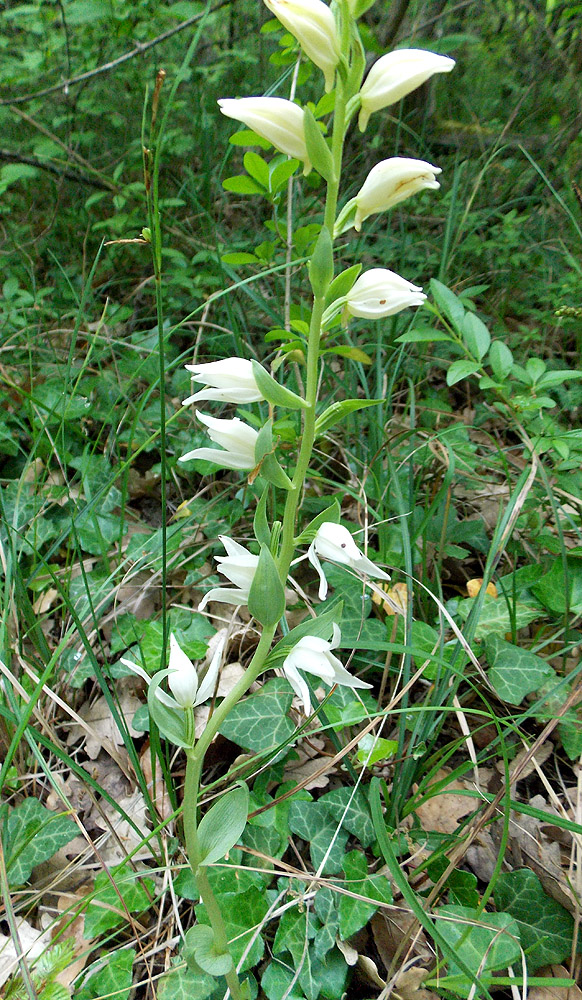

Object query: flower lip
[359,48,455,131]
[218,97,311,174]
[182,358,263,405]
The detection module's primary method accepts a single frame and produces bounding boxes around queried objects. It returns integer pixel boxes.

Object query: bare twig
[1,0,231,107]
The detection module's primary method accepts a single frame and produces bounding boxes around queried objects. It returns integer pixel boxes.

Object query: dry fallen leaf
[68,682,143,760]
[527,964,582,999]
[393,966,439,1000]
[415,769,475,835]
[372,582,408,615]
[96,788,152,865]
[371,908,432,970]
[0,919,52,988]
[466,578,498,598]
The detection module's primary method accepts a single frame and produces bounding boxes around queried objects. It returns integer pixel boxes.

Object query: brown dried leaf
[527,965,582,999]
[415,769,475,834]
[371,908,432,970]
[68,682,143,759]
[393,966,439,1000]
[467,578,498,598]
[0,920,52,988]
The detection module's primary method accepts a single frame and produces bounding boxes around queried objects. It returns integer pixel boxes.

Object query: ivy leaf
[196,884,268,972]
[157,959,217,1000]
[338,851,392,939]
[318,786,376,848]
[273,909,318,1000]
[288,799,349,874]
[219,678,296,752]
[456,593,541,638]
[437,905,521,979]
[495,870,575,971]
[484,635,555,704]
[3,799,77,887]
[84,866,154,939]
[76,949,135,1000]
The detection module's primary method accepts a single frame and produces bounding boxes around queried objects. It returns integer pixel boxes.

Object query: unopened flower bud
[263,0,340,93]
[346,268,425,320]
[218,97,311,174]
[359,48,455,131]
[354,157,441,231]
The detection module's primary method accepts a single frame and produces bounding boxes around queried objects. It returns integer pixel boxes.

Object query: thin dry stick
[1,0,232,107]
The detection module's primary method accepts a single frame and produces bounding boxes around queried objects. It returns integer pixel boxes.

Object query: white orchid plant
[134,2,454,994]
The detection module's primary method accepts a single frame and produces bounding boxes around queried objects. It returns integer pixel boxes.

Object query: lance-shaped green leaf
[250,359,308,410]
[253,420,294,490]
[295,499,341,545]
[308,225,334,298]
[265,603,343,665]
[253,485,271,547]
[303,107,335,183]
[147,671,191,748]
[325,263,362,307]
[247,543,286,626]
[314,398,383,437]
[197,782,250,867]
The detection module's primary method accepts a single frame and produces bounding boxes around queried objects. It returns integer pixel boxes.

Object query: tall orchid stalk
[134,3,454,995]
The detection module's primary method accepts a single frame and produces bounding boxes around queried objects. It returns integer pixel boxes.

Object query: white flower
[179,411,258,471]
[182,359,263,406]
[354,157,441,231]
[199,535,259,610]
[282,623,372,714]
[308,521,391,600]
[218,97,311,175]
[263,0,340,93]
[359,48,455,131]
[346,268,426,320]
[121,633,222,710]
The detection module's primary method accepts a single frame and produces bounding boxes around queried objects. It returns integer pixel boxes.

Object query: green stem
[278,64,349,576]
[180,626,276,996]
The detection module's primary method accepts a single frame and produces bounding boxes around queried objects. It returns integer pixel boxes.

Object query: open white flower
[282,624,372,714]
[359,48,455,131]
[179,411,258,470]
[263,0,340,93]
[346,268,426,320]
[308,521,391,600]
[199,535,259,610]
[354,157,441,231]
[218,97,311,174]
[182,359,263,406]
[121,633,222,710]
